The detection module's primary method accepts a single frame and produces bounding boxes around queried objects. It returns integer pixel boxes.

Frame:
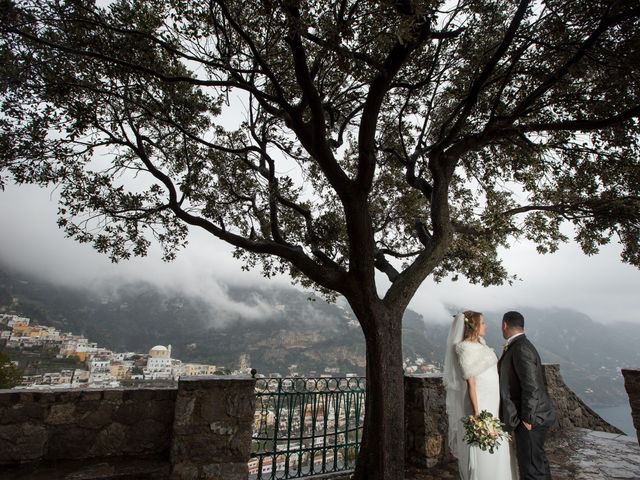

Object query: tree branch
[433,0,531,151]
[357,15,440,193]
[507,5,640,119]
[124,123,350,293]
[374,250,400,283]
[519,105,640,132]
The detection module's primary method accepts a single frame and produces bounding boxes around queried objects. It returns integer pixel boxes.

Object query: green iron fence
[249,376,366,479]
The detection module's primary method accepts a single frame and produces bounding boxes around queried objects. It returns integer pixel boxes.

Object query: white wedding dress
[444,315,517,480]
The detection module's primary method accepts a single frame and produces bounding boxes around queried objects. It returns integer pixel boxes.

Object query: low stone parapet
[0,388,177,466]
[404,374,452,469]
[170,376,255,480]
[404,364,623,471]
[622,369,640,445]
[0,376,255,480]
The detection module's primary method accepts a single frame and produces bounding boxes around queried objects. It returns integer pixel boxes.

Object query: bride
[443,311,516,480]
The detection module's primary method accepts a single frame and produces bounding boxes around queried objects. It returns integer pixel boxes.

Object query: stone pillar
[170,376,255,480]
[622,369,640,446]
[404,373,453,469]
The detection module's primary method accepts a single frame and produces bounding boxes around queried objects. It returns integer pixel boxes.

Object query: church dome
[149,345,169,357]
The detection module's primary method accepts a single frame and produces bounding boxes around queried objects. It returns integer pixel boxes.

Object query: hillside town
[0,313,440,390]
[0,313,234,388]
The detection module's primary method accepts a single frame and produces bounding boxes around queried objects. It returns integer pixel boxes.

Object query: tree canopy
[2,1,640,478]
[2,0,638,301]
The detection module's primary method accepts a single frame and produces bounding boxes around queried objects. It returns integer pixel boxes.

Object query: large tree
[2,0,639,478]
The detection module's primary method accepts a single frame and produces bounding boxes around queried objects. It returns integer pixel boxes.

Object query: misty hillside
[1,265,638,406]
[0,265,445,374]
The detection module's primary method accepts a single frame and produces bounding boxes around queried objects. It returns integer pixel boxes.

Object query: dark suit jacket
[498,334,557,431]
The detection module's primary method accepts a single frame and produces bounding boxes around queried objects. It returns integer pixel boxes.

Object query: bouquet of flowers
[462,410,511,454]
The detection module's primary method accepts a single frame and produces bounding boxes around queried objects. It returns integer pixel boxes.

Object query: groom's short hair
[503,311,525,329]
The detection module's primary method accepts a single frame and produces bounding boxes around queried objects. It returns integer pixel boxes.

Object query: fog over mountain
[2,183,640,326]
[1,264,637,408]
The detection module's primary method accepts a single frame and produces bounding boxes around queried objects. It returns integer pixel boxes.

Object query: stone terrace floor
[337,428,640,480]
[545,428,640,480]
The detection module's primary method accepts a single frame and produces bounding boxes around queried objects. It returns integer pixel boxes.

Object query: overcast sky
[1,182,639,325]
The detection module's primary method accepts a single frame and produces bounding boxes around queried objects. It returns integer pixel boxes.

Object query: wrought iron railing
[249,376,366,479]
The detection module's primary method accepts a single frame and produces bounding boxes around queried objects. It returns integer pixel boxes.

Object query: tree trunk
[353,308,405,480]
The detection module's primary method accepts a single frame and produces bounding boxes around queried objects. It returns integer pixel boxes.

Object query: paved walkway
[546,428,640,479]
[339,428,640,480]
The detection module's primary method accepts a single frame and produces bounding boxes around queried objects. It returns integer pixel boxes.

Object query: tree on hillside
[0,351,23,389]
[2,1,639,478]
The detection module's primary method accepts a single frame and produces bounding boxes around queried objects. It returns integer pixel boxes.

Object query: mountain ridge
[0,264,637,406]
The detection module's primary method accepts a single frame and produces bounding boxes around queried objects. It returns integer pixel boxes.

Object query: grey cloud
[2,183,639,326]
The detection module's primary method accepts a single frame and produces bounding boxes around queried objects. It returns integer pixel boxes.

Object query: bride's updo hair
[463,310,483,341]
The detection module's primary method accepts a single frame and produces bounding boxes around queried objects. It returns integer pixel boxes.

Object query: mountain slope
[1,265,637,405]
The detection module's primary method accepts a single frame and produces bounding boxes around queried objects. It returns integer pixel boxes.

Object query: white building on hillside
[180,363,217,377]
[1,315,30,327]
[144,345,174,380]
[88,358,112,383]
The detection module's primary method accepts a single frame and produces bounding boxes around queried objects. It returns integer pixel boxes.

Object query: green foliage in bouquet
[462,410,511,454]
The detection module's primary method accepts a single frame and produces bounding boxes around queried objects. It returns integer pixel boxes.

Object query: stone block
[90,422,127,457]
[141,399,177,423]
[0,423,47,464]
[113,400,150,425]
[404,374,451,469]
[170,462,199,480]
[75,400,101,415]
[201,461,249,479]
[51,390,82,403]
[45,425,97,459]
[170,377,255,480]
[125,418,172,454]
[0,402,46,425]
[198,396,229,423]
[79,391,104,402]
[0,390,21,407]
[102,389,124,402]
[17,391,36,405]
[426,435,443,458]
[45,402,77,425]
[80,402,117,428]
[226,391,255,418]
[172,396,196,430]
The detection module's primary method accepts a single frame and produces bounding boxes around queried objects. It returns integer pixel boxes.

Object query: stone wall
[543,364,622,434]
[171,376,256,480]
[404,364,622,471]
[0,365,626,478]
[0,388,177,466]
[404,374,452,469]
[622,369,640,445]
[0,377,255,480]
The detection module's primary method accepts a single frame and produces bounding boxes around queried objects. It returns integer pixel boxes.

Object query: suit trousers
[514,423,552,480]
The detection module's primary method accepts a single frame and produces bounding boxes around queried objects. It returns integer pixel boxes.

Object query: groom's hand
[522,420,532,431]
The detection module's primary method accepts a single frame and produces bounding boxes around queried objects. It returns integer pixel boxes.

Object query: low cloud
[407,240,640,325]
[2,183,639,326]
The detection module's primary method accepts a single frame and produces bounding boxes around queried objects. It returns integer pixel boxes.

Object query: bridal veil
[443,313,467,463]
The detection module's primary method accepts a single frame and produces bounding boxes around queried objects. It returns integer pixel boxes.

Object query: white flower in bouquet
[462,410,511,454]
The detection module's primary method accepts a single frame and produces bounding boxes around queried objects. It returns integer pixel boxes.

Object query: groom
[498,311,557,480]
